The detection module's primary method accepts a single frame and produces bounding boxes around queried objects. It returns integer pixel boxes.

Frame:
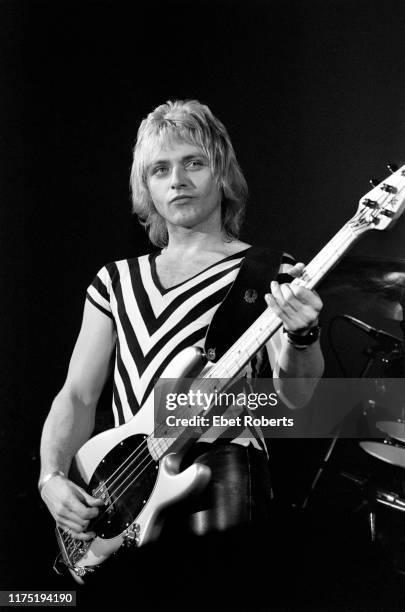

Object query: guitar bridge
[55,526,92,572]
[122,523,141,547]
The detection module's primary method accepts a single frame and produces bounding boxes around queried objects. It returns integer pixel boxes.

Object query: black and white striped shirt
[87,248,294,444]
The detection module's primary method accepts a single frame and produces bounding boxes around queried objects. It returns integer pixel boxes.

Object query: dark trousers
[81,440,272,607]
[161,441,272,536]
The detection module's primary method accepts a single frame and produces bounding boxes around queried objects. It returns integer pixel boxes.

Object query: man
[39,99,323,546]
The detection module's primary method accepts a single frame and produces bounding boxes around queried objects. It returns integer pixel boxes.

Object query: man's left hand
[264,263,322,335]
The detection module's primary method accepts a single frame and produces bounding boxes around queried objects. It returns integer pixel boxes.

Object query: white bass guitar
[55,165,405,582]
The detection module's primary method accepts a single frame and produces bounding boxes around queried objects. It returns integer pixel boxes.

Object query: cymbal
[376,421,405,444]
[360,441,405,469]
[319,256,405,295]
[318,256,405,321]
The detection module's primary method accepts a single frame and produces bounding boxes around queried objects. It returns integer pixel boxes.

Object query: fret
[150,434,181,459]
[217,364,234,378]
[304,224,357,288]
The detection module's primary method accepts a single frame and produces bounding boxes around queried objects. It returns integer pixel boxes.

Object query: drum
[376,421,405,445]
[359,438,405,574]
[360,440,405,470]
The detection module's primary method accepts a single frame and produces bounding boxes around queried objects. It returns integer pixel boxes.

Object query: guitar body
[58,346,212,583]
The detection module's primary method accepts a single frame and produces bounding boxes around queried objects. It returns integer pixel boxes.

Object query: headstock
[351,163,405,234]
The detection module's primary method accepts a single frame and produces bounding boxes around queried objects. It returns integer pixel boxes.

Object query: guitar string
[86,373,237,527]
[69,186,399,537]
[88,372,252,514]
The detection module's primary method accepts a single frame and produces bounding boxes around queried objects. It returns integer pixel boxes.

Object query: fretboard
[206,220,361,381]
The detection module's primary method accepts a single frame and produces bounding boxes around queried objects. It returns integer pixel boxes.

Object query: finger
[75,486,105,507]
[75,532,96,542]
[65,528,96,542]
[66,497,101,521]
[82,492,105,507]
[265,293,296,326]
[278,283,302,311]
[264,293,279,314]
[270,281,299,314]
[59,522,96,542]
[287,284,324,309]
[270,287,322,323]
[264,293,276,311]
[69,486,105,517]
[266,291,319,331]
[58,517,91,535]
[55,493,99,523]
[282,289,323,326]
[57,507,91,530]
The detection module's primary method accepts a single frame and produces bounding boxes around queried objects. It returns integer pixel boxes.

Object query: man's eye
[153,166,168,175]
[186,160,204,169]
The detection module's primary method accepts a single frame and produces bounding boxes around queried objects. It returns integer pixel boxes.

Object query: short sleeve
[86,265,113,319]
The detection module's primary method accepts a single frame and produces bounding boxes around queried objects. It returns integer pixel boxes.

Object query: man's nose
[170,164,189,188]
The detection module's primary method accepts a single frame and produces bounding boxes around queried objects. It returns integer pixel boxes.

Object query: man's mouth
[170,195,194,203]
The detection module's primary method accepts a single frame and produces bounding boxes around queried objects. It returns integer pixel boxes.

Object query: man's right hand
[40,475,105,541]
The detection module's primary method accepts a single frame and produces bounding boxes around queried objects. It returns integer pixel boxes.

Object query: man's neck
[163,227,230,257]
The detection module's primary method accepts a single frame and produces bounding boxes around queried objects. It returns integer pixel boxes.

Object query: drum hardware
[342,314,403,352]
[302,255,404,509]
[357,422,405,560]
[304,260,405,565]
[341,470,405,549]
[368,510,377,543]
[358,328,403,379]
[339,471,379,542]
[319,256,405,378]
[302,315,405,512]
[341,471,405,513]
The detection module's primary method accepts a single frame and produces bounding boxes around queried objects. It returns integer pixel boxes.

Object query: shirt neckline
[149,246,252,295]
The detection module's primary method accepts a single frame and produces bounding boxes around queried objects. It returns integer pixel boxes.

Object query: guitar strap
[204,246,283,363]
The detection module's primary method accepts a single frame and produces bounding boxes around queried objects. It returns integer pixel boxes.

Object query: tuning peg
[369,178,380,187]
[387,163,398,174]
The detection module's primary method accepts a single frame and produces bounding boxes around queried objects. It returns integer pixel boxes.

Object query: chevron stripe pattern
[87,250,246,426]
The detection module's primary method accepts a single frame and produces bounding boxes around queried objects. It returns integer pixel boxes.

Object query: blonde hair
[130,99,248,247]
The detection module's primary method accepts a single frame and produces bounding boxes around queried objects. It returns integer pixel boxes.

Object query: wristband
[38,470,65,493]
[283,324,321,348]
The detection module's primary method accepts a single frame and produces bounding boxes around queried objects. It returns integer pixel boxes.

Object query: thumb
[287,262,306,279]
[76,485,105,506]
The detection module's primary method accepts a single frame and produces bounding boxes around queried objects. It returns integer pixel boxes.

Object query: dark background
[2,0,405,606]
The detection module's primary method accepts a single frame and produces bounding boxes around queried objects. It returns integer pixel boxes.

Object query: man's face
[146,139,222,232]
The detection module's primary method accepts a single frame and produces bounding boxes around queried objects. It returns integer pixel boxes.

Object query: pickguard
[86,434,159,539]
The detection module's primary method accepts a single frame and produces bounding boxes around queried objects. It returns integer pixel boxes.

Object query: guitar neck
[206,219,360,381]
